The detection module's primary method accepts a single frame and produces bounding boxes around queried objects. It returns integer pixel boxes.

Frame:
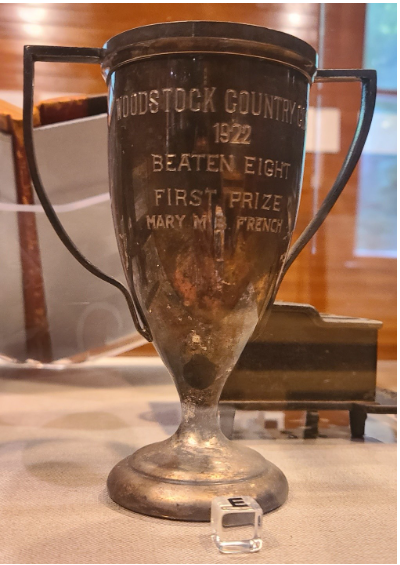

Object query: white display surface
[0,359,396,564]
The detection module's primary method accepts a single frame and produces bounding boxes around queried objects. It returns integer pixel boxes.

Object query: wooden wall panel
[0,3,319,95]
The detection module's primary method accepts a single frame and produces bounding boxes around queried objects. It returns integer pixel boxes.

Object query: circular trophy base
[107,434,288,521]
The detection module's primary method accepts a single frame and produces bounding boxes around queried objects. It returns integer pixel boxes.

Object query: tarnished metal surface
[23,21,376,521]
[105,28,308,520]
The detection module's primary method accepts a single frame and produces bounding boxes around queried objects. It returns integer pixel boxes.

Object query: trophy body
[23,22,376,522]
[106,53,309,520]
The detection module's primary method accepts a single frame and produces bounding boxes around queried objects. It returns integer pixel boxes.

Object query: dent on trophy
[23,21,376,521]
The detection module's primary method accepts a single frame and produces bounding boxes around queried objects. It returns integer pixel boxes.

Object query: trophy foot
[107,433,288,521]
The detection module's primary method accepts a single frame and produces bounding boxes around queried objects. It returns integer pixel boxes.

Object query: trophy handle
[22,45,152,342]
[279,69,377,282]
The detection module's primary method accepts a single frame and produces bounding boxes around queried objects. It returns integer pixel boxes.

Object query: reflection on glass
[356,95,397,258]
[364,3,397,91]
[356,4,397,258]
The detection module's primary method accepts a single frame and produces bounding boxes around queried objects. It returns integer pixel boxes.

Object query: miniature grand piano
[221,302,396,439]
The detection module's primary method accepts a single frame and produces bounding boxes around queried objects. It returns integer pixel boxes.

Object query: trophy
[23,22,376,521]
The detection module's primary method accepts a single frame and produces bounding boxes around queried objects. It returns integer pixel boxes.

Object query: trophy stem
[107,380,289,521]
[177,400,222,443]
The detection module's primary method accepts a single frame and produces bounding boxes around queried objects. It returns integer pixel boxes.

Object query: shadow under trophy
[23,22,376,521]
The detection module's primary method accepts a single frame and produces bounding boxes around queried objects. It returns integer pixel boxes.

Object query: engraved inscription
[151,188,283,212]
[152,154,235,173]
[225,89,305,126]
[116,87,306,129]
[151,154,291,178]
[236,217,283,233]
[213,122,252,144]
[116,87,217,117]
[145,213,283,233]
[154,188,217,207]
[146,214,186,229]
[244,157,291,179]
[117,81,303,237]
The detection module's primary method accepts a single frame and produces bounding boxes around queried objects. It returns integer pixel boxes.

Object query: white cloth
[0,359,396,564]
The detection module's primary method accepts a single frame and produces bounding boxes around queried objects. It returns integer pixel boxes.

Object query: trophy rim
[101,20,317,81]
